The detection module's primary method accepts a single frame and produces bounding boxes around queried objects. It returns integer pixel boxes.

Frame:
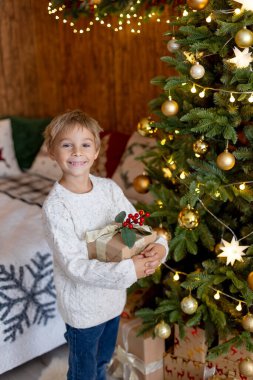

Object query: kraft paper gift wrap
[111,317,165,380]
[86,224,157,262]
[218,334,253,362]
[164,353,206,380]
[164,354,239,380]
[174,324,207,363]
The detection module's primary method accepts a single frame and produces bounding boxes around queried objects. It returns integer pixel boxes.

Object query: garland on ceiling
[48,0,182,33]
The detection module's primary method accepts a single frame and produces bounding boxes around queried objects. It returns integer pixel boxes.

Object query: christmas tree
[134,0,253,373]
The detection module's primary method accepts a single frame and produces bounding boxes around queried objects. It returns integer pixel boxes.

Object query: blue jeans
[64,316,120,380]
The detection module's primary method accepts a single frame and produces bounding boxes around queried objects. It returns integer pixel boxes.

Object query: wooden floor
[0,344,68,380]
[0,345,116,380]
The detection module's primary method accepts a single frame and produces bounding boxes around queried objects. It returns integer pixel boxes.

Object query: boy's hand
[132,254,160,279]
[141,243,166,269]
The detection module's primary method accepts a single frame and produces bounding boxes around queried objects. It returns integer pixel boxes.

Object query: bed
[0,116,154,373]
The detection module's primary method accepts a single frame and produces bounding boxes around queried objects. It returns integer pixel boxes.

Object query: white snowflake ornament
[228,47,253,68]
[218,237,249,266]
[235,0,253,11]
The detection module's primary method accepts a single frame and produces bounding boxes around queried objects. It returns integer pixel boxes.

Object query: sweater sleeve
[111,181,169,262]
[42,200,137,290]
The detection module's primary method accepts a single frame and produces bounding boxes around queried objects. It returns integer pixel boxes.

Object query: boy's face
[49,125,99,179]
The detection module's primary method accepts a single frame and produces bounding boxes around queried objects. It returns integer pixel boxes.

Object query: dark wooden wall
[0,0,173,134]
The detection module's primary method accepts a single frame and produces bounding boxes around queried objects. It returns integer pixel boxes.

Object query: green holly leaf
[121,228,136,248]
[115,211,126,223]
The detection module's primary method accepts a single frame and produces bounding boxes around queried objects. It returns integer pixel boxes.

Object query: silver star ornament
[228,47,253,68]
[218,237,249,266]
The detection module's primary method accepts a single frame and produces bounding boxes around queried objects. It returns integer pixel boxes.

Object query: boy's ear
[94,149,100,160]
[48,148,55,161]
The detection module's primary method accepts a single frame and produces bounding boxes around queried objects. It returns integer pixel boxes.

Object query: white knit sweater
[42,175,168,328]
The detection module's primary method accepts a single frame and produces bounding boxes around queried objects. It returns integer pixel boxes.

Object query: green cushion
[9,116,52,169]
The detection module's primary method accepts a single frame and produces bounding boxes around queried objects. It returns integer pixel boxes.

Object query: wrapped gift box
[86,224,157,262]
[164,353,206,380]
[164,354,240,380]
[218,335,253,362]
[113,317,165,380]
[205,358,243,379]
[174,324,207,363]
[121,288,149,319]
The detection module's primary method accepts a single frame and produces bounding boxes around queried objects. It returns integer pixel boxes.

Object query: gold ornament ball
[214,242,223,254]
[216,150,236,171]
[242,314,253,333]
[187,0,210,10]
[161,99,179,117]
[137,117,156,137]
[154,321,171,339]
[239,358,253,377]
[235,28,253,49]
[193,139,209,155]
[190,63,205,79]
[247,272,253,290]
[133,174,151,194]
[178,207,199,229]
[167,37,180,53]
[181,295,198,315]
[153,226,172,242]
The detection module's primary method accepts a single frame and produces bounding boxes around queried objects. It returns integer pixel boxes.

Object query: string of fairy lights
[47,1,171,34]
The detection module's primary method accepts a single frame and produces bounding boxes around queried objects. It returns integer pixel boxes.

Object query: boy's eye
[82,144,91,148]
[62,143,71,148]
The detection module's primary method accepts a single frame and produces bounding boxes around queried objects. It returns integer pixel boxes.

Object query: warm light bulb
[79,29,84,33]
[248,94,253,103]
[215,191,220,198]
[234,8,241,15]
[183,9,189,16]
[239,183,246,190]
[199,89,206,98]
[191,84,197,93]
[214,291,220,300]
[206,14,212,23]
[173,272,180,281]
[236,302,242,311]
[160,138,166,145]
[230,93,235,103]
[180,171,186,179]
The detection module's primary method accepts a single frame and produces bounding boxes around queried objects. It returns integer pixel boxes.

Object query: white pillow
[29,142,62,180]
[112,132,156,204]
[0,119,22,177]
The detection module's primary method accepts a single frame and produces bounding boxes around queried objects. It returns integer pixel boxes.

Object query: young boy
[42,110,168,380]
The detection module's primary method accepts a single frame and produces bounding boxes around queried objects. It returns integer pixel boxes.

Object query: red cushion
[101,131,130,178]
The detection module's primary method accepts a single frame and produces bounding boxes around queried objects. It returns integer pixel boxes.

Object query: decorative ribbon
[85,224,152,261]
[109,318,163,380]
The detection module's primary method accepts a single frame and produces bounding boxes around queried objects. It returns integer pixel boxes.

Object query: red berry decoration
[115,210,152,248]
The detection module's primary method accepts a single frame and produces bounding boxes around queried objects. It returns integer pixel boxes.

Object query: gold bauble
[247,272,253,290]
[235,27,253,49]
[178,207,199,229]
[193,139,209,155]
[187,0,210,10]
[137,117,156,137]
[167,37,180,53]
[239,358,253,377]
[242,314,253,332]
[214,242,223,254]
[161,99,179,117]
[153,226,172,242]
[154,321,171,339]
[133,174,151,194]
[190,62,205,79]
[216,150,236,171]
[181,295,198,315]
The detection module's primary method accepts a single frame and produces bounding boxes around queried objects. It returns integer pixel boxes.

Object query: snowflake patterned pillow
[29,141,62,180]
[0,119,22,177]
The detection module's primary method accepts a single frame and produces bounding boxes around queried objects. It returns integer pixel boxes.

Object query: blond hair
[44,110,103,151]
